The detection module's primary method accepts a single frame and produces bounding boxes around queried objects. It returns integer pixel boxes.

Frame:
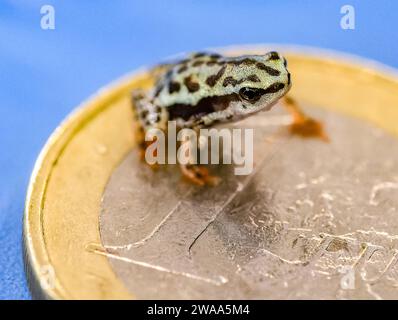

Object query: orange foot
[180,164,220,186]
[284,96,329,142]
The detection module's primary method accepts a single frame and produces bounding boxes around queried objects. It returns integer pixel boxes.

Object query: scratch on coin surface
[187,157,267,257]
[287,227,313,232]
[87,242,228,286]
[103,189,194,251]
[313,270,331,276]
[248,215,259,228]
[187,133,290,257]
[366,250,398,284]
[258,248,306,265]
[351,243,383,269]
[125,199,186,248]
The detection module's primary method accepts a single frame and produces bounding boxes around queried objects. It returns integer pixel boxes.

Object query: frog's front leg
[282,96,329,141]
[178,127,220,186]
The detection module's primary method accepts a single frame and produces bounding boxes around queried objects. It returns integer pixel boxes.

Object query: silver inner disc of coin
[100,105,398,299]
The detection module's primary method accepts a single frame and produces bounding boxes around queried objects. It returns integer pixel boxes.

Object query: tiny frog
[132,51,326,185]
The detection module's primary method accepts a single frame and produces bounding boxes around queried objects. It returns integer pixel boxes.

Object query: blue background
[0,0,397,299]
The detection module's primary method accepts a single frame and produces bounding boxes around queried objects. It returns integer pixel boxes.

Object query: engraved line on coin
[252,232,398,279]
[187,131,290,258]
[264,234,341,267]
[86,243,228,286]
[316,231,398,279]
[309,235,347,262]
[365,250,398,284]
[351,242,383,269]
[286,227,313,232]
[103,189,194,251]
[283,233,354,267]
[258,248,305,265]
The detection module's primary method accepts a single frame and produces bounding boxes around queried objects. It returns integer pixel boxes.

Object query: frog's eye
[239,87,265,102]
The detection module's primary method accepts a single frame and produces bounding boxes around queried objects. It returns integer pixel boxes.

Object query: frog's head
[227,51,291,117]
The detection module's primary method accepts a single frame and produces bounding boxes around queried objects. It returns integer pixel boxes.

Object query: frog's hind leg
[131,89,164,167]
[282,96,329,141]
[131,89,149,159]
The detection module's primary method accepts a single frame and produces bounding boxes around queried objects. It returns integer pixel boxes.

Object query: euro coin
[24,46,398,299]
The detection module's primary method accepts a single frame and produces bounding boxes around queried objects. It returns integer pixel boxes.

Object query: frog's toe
[180,164,220,186]
[289,117,329,142]
[283,96,329,142]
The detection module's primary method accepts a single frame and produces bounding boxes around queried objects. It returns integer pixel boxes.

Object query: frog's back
[151,53,223,107]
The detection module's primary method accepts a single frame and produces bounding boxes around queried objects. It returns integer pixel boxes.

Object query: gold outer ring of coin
[23,45,398,299]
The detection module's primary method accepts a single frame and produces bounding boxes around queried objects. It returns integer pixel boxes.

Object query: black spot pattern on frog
[153,84,164,97]
[209,53,222,59]
[140,110,149,118]
[222,76,245,87]
[205,65,227,87]
[206,60,218,66]
[228,58,256,66]
[222,76,238,87]
[184,75,200,93]
[168,81,181,94]
[177,65,188,74]
[263,82,285,94]
[193,52,207,58]
[175,59,190,68]
[192,60,205,67]
[141,108,162,126]
[256,63,280,76]
[168,93,239,121]
[165,69,174,80]
[247,74,261,82]
[267,51,280,61]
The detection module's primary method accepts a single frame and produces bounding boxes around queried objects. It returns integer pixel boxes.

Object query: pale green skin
[132,51,291,131]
